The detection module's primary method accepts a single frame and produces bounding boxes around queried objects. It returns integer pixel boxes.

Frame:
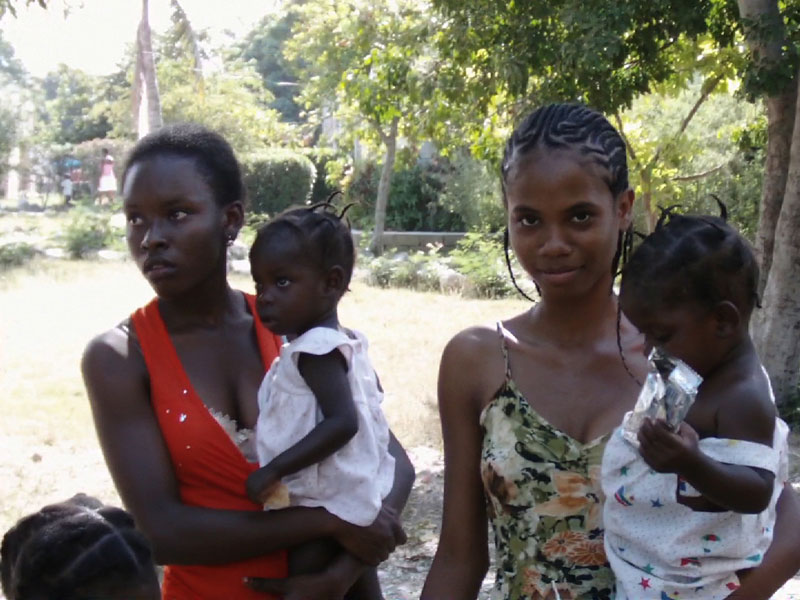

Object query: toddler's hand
[637,418,700,474]
[245,465,283,506]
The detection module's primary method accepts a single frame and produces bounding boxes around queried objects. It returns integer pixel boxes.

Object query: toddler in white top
[246,200,395,593]
[602,208,789,600]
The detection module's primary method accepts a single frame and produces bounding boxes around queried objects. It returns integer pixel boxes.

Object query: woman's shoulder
[82,318,147,386]
[439,323,506,408]
[444,324,500,359]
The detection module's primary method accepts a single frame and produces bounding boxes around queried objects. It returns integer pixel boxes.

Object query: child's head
[1,494,159,600]
[249,201,355,336]
[500,103,634,299]
[620,210,759,375]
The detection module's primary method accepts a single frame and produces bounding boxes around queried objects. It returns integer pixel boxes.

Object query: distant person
[0,494,160,600]
[246,200,397,598]
[60,174,73,206]
[96,148,117,204]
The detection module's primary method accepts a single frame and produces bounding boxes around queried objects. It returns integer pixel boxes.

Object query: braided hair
[500,103,635,300]
[250,193,356,291]
[1,494,157,600]
[620,204,760,320]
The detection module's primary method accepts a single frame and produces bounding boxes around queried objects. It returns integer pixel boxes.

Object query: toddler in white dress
[604,209,789,600]
[246,200,395,597]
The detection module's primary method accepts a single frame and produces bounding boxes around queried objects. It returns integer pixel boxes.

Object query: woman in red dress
[82,124,413,599]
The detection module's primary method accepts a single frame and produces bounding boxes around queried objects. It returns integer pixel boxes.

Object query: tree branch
[671,162,727,181]
[653,72,724,166]
[614,112,639,166]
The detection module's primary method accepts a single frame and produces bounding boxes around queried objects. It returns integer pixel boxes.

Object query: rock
[229,258,250,274]
[43,248,67,259]
[97,249,126,261]
[228,240,248,261]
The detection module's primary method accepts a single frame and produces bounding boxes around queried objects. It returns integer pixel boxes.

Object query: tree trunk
[369,117,399,256]
[754,90,796,294]
[737,0,797,296]
[753,74,800,405]
[639,168,657,233]
[135,0,163,138]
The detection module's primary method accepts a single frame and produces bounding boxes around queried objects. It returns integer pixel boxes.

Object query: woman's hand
[333,505,406,566]
[637,418,700,473]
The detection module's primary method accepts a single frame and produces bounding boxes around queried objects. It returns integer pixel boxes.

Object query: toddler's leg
[289,542,384,599]
[288,538,339,575]
[344,567,383,600]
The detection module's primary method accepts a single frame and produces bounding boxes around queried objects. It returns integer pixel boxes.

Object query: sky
[0,0,281,77]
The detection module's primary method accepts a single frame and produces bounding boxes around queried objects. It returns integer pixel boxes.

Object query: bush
[307,149,340,205]
[0,242,36,270]
[345,161,465,232]
[64,210,112,258]
[435,151,505,232]
[365,246,443,292]
[241,149,316,215]
[449,232,515,298]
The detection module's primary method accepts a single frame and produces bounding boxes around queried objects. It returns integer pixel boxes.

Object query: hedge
[240,149,316,215]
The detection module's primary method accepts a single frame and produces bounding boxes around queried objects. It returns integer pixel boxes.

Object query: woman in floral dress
[420,103,800,600]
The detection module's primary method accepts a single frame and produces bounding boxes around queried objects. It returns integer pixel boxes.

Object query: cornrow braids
[620,204,760,321]
[501,103,630,202]
[1,494,156,600]
[500,103,635,301]
[250,192,356,289]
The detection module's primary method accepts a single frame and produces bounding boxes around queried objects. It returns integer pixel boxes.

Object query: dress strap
[495,321,512,383]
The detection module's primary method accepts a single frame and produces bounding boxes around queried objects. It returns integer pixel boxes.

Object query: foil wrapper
[621,348,703,448]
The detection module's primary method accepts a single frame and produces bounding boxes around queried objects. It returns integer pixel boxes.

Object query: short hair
[501,103,629,202]
[1,494,156,600]
[620,208,760,317]
[122,123,245,207]
[250,200,356,290]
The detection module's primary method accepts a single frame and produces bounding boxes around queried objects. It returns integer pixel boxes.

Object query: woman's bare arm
[421,328,500,599]
[82,329,398,566]
[726,484,800,599]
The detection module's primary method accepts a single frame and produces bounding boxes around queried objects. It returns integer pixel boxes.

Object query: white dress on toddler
[602,413,789,600]
[255,326,395,527]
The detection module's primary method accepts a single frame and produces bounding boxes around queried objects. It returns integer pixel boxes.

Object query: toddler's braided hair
[250,192,356,290]
[620,200,760,318]
[1,494,155,600]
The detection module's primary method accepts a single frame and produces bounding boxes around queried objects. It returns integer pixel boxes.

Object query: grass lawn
[0,256,528,536]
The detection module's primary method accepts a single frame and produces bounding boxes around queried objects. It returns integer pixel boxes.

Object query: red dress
[131,294,288,599]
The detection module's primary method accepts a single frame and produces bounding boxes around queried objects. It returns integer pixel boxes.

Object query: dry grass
[0,257,527,536]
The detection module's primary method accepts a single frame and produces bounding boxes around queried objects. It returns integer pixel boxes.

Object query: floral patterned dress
[479,324,615,600]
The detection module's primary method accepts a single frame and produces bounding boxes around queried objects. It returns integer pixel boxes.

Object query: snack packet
[621,348,702,448]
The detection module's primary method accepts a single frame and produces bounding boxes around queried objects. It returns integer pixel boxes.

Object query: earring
[226,232,235,246]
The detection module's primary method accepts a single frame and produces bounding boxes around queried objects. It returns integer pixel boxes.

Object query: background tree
[287,0,447,254]
[0,30,26,177]
[0,0,46,19]
[38,65,113,144]
[238,11,304,123]
[737,0,800,404]
[433,0,800,404]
